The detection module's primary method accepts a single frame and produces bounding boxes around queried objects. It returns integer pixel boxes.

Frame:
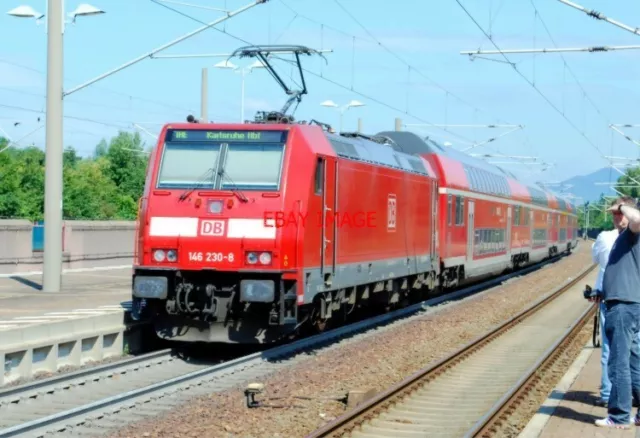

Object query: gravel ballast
[110,244,592,438]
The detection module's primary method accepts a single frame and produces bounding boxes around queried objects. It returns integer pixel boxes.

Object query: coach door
[320,156,337,285]
[466,200,475,261]
[430,182,438,261]
[529,209,534,247]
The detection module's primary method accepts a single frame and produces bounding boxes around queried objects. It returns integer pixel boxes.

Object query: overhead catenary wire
[527,0,610,125]
[278,0,539,161]
[556,0,640,37]
[0,58,197,115]
[453,0,639,186]
[0,86,196,120]
[453,1,605,158]
[0,85,232,123]
[280,0,511,126]
[150,0,496,148]
[461,0,616,178]
[0,103,134,129]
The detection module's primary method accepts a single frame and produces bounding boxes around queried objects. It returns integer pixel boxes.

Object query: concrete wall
[0,220,136,274]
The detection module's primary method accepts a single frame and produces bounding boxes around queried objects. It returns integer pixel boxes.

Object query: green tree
[0,140,22,218]
[63,147,80,167]
[614,166,640,199]
[0,132,149,221]
[14,146,46,220]
[94,139,108,159]
[103,131,148,218]
[63,157,120,219]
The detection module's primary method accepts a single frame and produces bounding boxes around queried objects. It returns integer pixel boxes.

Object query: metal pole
[43,0,64,293]
[339,111,344,133]
[357,118,362,133]
[201,67,208,123]
[586,207,589,236]
[395,118,402,131]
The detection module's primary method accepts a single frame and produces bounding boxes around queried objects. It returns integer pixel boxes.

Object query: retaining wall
[0,313,150,385]
[0,220,136,274]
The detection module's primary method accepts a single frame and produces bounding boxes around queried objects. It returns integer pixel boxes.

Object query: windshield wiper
[178,167,215,202]
[219,169,249,203]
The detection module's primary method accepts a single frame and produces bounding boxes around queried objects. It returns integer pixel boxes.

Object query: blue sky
[1,0,639,191]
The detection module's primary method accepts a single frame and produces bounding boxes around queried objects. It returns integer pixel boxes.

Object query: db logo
[200,220,225,236]
[387,194,397,231]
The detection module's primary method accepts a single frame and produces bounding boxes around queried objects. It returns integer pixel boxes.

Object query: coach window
[455,196,464,226]
[314,157,324,195]
[481,172,488,193]
[448,195,453,226]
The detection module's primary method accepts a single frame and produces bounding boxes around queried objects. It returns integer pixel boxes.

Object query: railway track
[306,262,597,438]
[0,253,573,438]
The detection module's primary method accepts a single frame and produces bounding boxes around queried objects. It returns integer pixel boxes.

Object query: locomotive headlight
[208,200,223,214]
[166,249,178,262]
[240,279,275,303]
[153,249,165,262]
[259,252,272,265]
[246,252,258,264]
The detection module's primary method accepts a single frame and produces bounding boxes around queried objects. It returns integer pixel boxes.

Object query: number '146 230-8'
[188,252,234,262]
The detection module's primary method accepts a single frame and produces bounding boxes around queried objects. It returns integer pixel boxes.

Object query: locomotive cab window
[157,143,221,189]
[156,129,287,191]
[221,144,284,191]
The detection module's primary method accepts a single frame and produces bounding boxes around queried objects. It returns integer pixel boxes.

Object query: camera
[583,284,602,300]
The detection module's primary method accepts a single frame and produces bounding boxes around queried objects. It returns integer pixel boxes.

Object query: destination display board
[167,130,286,143]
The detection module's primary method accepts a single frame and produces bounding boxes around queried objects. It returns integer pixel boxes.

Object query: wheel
[593,308,601,348]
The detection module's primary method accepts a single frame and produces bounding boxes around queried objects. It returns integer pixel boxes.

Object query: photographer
[595,197,640,429]
[589,198,631,407]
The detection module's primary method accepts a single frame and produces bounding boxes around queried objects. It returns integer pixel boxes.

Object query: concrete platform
[0,266,144,385]
[0,266,131,328]
[520,340,640,438]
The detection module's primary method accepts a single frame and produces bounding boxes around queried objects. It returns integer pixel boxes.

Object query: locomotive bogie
[133,267,299,343]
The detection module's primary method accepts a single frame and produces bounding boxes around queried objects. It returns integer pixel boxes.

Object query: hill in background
[557,167,619,203]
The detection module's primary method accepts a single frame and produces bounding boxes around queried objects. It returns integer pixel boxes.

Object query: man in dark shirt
[596,196,640,428]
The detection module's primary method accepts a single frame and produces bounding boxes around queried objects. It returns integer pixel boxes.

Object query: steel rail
[0,349,172,404]
[0,251,574,437]
[469,286,596,437]
[305,262,596,438]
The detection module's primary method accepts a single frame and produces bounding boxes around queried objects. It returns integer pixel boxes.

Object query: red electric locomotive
[131,120,440,343]
[130,45,577,345]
